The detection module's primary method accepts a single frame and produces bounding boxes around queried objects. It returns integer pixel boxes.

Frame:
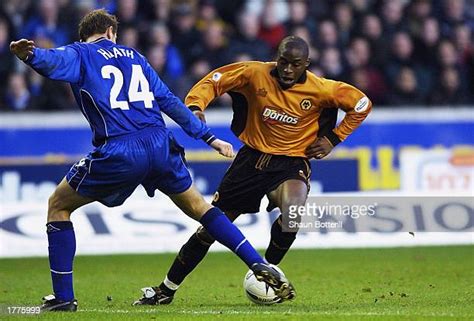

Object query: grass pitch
[0,246,473,320]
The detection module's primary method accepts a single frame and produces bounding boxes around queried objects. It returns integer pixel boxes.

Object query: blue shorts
[66,126,192,207]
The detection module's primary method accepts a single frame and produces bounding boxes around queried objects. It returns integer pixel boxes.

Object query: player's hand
[305,136,333,159]
[10,39,35,61]
[210,139,234,158]
[193,110,206,123]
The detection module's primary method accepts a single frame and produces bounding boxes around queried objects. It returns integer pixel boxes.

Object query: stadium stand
[0,0,473,111]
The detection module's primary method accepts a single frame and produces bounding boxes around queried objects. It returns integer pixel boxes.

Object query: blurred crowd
[1,0,473,111]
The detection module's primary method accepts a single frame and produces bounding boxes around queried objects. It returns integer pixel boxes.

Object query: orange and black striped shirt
[186,61,372,157]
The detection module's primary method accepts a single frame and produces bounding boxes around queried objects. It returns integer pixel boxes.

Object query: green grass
[0,246,473,320]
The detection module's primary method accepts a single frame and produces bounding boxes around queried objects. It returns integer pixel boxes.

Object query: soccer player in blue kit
[10,9,295,312]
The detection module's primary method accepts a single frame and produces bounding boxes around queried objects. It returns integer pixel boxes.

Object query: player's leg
[145,137,263,268]
[42,178,93,312]
[141,139,295,302]
[265,179,308,264]
[44,137,149,312]
[165,210,241,287]
[170,186,295,300]
[134,210,240,305]
[136,144,257,305]
[148,145,267,302]
[167,185,263,268]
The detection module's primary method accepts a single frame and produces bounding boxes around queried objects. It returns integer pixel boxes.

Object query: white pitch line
[79,308,470,318]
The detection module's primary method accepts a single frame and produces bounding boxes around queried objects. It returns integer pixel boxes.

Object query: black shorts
[211,145,311,213]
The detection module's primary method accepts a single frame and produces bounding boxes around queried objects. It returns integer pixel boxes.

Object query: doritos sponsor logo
[262,107,299,125]
[354,96,369,113]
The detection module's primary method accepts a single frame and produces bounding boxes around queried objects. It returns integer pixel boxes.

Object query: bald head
[277,36,309,60]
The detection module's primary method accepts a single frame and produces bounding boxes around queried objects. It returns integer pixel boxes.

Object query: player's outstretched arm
[209,138,234,158]
[10,39,81,83]
[143,60,214,141]
[10,39,35,61]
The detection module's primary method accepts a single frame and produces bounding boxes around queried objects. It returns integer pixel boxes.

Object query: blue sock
[200,207,264,267]
[46,221,76,301]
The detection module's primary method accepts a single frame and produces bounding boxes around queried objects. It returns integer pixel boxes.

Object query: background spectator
[3,72,32,111]
[148,22,184,81]
[116,0,140,28]
[414,17,441,68]
[406,0,432,37]
[430,67,471,105]
[119,25,139,48]
[1,0,473,111]
[359,14,387,67]
[147,0,171,23]
[0,18,14,90]
[346,37,388,104]
[228,10,270,62]
[320,47,345,80]
[197,19,230,69]
[317,20,340,49]
[285,0,317,36]
[334,1,355,47]
[258,0,286,50]
[21,0,70,48]
[388,67,425,105]
[380,0,407,37]
[169,3,201,67]
[385,31,433,97]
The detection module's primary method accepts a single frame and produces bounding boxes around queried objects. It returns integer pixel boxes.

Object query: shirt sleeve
[143,59,212,140]
[25,45,81,84]
[322,80,372,146]
[185,62,252,110]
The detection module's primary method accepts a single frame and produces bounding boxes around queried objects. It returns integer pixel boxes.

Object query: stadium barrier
[0,108,473,256]
[1,108,472,195]
[1,192,472,257]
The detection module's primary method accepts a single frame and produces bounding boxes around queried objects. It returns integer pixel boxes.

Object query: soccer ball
[243,265,284,305]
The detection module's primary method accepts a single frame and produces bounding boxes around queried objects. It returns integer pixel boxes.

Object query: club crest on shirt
[300,98,312,110]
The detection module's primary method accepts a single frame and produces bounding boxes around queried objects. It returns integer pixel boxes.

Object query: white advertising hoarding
[1,193,472,258]
[400,149,474,193]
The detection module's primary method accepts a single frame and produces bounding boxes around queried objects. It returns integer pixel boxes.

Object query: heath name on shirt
[97,47,134,60]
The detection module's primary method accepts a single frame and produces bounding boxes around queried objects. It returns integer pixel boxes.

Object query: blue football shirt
[26,38,212,146]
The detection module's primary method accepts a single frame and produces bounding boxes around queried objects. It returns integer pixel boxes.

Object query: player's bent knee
[281,198,306,226]
[47,191,73,221]
[169,185,213,219]
[182,199,212,220]
[281,198,306,213]
[48,192,64,213]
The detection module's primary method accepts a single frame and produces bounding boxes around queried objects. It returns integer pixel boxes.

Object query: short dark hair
[78,9,118,42]
[278,36,309,59]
